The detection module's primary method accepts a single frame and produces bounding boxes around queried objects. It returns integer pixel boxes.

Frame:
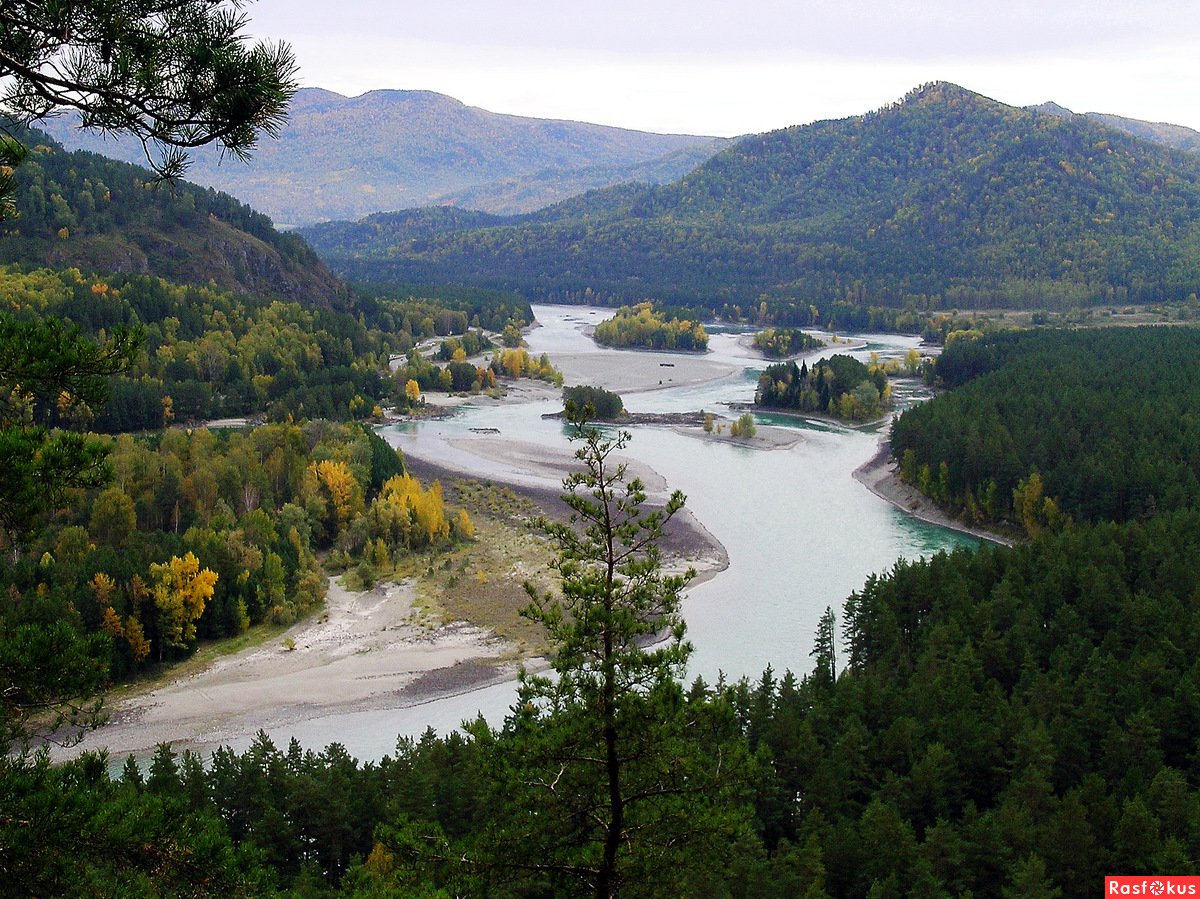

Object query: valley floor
[66,342,967,762]
[63,351,736,762]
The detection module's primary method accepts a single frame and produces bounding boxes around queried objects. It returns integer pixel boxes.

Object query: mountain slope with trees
[302,83,1200,316]
[0,128,346,307]
[36,88,730,224]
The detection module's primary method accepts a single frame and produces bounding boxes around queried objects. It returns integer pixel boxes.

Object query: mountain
[34,88,730,225]
[431,140,729,215]
[1087,113,1200,153]
[301,83,1200,315]
[0,128,346,306]
[1030,102,1200,154]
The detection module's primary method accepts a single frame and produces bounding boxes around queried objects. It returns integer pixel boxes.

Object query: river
[261,305,975,759]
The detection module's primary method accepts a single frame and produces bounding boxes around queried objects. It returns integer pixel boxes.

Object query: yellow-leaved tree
[124,615,151,665]
[301,459,365,542]
[151,552,217,657]
[404,378,422,405]
[367,474,460,549]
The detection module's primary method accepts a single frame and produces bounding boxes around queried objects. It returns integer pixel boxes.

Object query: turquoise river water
[263,305,975,758]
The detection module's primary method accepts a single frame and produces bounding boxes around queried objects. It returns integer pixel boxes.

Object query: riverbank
[67,400,733,761]
[853,438,1014,547]
[69,316,944,761]
[401,439,730,582]
[58,576,524,761]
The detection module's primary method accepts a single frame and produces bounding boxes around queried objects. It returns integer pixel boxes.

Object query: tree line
[0,264,547,431]
[890,326,1200,529]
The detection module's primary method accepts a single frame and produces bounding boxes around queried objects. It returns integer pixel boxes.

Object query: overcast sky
[245,0,1200,137]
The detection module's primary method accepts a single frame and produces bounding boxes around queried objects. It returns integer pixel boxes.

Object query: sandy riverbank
[853,438,1014,547]
[400,440,729,584]
[70,353,736,759]
[554,348,742,394]
[59,577,522,761]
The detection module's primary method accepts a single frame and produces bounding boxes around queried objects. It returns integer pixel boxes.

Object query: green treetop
[0,0,297,185]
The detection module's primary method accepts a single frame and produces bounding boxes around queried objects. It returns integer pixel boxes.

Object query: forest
[0,421,472,684]
[16,496,1200,897]
[0,126,345,306]
[592,302,709,351]
[0,264,543,430]
[16,199,1200,895]
[890,326,1200,529]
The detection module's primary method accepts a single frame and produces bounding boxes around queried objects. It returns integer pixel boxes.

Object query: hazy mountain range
[18,82,1200,318]
[301,83,1200,313]
[34,88,730,226]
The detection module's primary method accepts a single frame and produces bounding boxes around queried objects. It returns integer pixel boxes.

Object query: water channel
[274,305,976,759]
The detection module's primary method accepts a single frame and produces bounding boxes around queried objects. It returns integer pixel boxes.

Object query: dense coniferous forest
[890,326,1200,528]
[301,83,1200,316]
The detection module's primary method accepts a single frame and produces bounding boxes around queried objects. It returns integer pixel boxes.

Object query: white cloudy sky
[245,0,1200,137]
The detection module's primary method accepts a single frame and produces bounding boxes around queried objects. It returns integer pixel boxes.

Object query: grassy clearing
[433,480,558,655]
[367,478,559,657]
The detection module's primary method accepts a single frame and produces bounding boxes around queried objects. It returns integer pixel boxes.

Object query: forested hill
[0,128,347,308]
[302,82,1200,316]
[36,88,729,224]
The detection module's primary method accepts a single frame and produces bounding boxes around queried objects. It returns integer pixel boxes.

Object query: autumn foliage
[150,552,217,652]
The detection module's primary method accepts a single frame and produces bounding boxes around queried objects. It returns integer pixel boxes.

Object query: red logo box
[1106,877,1200,896]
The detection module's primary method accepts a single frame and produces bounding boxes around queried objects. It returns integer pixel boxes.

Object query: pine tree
[469,410,753,897]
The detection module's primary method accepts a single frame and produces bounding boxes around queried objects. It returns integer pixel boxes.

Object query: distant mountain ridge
[1029,102,1200,154]
[301,83,1200,314]
[35,88,730,225]
[0,127,346,306]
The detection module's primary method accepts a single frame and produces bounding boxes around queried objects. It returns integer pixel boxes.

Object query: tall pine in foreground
[465,410,755,898]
